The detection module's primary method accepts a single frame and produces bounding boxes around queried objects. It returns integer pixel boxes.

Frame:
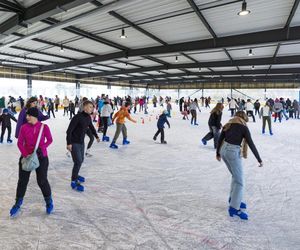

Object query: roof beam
[0,0,94,36]
[77,55,300,79]
[0,0,23,13]
[109,68,300,81]
[30,26,300,74]
[285,0,300,28]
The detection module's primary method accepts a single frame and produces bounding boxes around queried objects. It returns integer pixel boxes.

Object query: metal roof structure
[1,0,300,88]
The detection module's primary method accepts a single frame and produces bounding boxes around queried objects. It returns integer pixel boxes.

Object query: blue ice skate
[109,142,118,149]
[201,139,207,145]
[228,206,248,220]
[122,139,130,145]
[77,175,85,183]
[10,198,23,217]
[71,181,84,192]
[45,197,54,214]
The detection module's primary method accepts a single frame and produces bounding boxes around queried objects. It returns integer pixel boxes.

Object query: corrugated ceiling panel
[64,38,119,54]
[51,2,96,21]
[17,21,50,36]
[37,29,78,43]
[7,58,49,65]
[188,68,210,72]
[157,55,194,64]
[140,12,212,44]
[278,44,300,56]
[271,64,300,69]
[115,0,191,23]
[290,3,300,26]
[17,0,41,8]
[99,27,161,49]
[42,46,90,60]
[127,59,161,67]
[25,53,69,63]
[14,40,50,50]
[210,67,238,71]
[92,65,117,71]
[229,46,277,59]
[161,69,183,74]
[188,51,229,61]
[239,65,270,70]
[76,13,123,34]
[0,11,15,23]
[202,0,295,37]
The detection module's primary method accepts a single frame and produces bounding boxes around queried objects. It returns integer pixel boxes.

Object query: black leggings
[86,128,94,149]
[1,125,11,141]
[154,128,165,142]
[16,156,51,199]
[102,117,109,136]
[191,110,197,124]
[48,109,55,118]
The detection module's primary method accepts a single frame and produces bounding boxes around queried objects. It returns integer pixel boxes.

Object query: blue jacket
[157,114,170,129]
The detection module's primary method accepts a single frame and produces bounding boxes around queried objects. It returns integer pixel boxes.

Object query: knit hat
[26,107,39,118]
[3,108,8,113]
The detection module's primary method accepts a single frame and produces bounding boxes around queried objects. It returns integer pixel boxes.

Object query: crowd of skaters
[0,92,299,221]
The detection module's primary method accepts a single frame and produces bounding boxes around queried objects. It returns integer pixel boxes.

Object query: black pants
[71,143,85,181]
[154,128,165,142]
[55,104,59,112]
[190,110,197,124]
[69,110,75,119]
[246,110,255,122]
[41,105,47,113]
[16,156,51,199]
[102,117,109,136]
[86,128,94,150]
[63,107,69,116]
[48,109,55,118]
[230,108,235,117]
[1,125,11,142]
[254,108,260,115]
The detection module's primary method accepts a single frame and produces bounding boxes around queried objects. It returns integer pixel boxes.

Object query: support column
[75,79,80,98]
[264,88,267,100]
[146,85,149,97]
[27,74,32,98]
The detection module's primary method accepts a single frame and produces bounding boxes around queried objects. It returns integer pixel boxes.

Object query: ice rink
[0,105,299,250]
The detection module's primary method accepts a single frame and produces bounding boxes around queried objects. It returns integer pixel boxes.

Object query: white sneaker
[66,152,71,158]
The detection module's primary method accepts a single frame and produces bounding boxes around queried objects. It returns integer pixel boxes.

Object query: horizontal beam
[31,26,300,74]
[109,68,300,81]
[77,55,300,79]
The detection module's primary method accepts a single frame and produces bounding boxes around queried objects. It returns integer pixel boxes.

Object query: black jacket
[66,111,98,145]
[0,113,17,127]
[208,112,222,129]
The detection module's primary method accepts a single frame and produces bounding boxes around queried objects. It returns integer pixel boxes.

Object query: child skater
[0,108,17,143]
[153,110,170,144]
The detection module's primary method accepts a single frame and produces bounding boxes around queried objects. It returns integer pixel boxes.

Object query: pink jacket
[17,122,52,157]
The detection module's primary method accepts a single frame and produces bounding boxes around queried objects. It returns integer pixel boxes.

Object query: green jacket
[0,97,5,108]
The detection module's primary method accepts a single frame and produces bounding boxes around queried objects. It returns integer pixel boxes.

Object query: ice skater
[202,103,223,148]
[216,111,263,220]
[0,108,17,143]
[66,101,100,192]
[10,107,54,217]
[153,110,170,144]
[260,101,273,135]
[100,98,113,142]
[109,102,136,149]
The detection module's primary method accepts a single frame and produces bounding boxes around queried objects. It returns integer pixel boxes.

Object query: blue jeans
[71,143,85,181]
[220,142,244,210]
[202,126,220,148]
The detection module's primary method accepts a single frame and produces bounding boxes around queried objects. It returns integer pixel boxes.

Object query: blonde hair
[235,111,249,122]
[210,103,224,114]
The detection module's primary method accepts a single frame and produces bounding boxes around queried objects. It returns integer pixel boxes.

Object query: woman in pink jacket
[10,107,53,217]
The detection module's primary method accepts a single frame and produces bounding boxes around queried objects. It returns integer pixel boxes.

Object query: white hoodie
[101,104,113,117]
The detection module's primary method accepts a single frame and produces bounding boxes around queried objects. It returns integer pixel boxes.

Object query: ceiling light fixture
[251,65,255,70]
[199,67,202,72]
[248,48,254,56]
[175,56,178,62]
[238,0,250,16]
[60,44,64,53]
[120,28,127,39]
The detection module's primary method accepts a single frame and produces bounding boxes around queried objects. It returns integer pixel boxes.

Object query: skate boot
[10,198,23,217]
[71,181,84,192]
[201,139,207,145]
[7,139,13,143]
[109,142,118,149]
[77,175,85,183]
[161,141,167,144]
[153,136,157,141]
[123,138,130,145]
[85,149,92,157]
[228,206,248,220]
[45,196,54,214]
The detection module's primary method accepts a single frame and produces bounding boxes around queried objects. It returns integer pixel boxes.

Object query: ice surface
[0,106,299,250]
